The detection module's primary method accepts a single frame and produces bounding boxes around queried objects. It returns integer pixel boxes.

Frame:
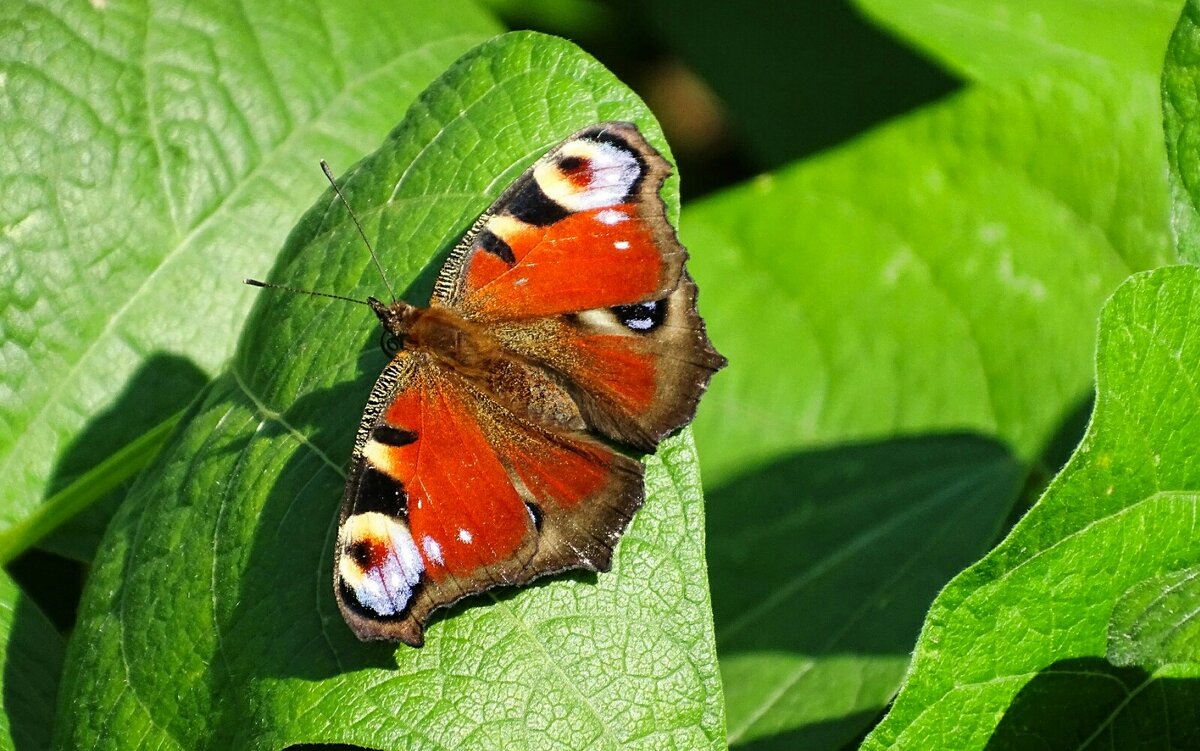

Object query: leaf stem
[0,413,182,565]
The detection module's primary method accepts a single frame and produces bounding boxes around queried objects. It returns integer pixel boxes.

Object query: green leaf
[1108,564,1200,669]
[0,0,499,558]
[1164,0,1200,264]
[855,0,1181,83]
[0,572,63,751]
[55,33,725,751]
[686,68,1171,486]
[712,435,1022,750]
[862,265,1200,750]
[0,410,182,565]
[679,5,1181,746]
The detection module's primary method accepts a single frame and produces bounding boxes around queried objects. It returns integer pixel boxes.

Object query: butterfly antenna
[243,278,371,306]
[321,160,398,303]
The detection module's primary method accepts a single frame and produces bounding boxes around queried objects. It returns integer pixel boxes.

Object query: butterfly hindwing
[489,274,725,450]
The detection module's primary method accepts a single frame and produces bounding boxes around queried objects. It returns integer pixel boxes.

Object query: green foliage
[1108,564,1200,669]
[855,0,1181,81]
[712,436,1022,748]
[677,1,1181,744]
[1165,0,1200,263]
[863,266,1200,749]
[5,0,1200,749]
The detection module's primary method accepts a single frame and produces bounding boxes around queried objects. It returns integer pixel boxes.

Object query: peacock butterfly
[262,122,725,646]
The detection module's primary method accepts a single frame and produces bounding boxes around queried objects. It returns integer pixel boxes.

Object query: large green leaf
[0,572,63,751]
[679,3,1181,747]
[0,0,498,560]
[863,265,1200,749]
[686,66,1171,490]
[55,33,725,751]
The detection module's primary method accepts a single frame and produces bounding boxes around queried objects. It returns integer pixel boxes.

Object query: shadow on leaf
[626,0,960,168]
[708,432,1023,654]
[1002,390,1096,533]
[41,353,210,562]
[710,433,1024,749]
[3,588,63,751]
[984,657,1200,750]
[728,708,883,751]
[221,342,401,682]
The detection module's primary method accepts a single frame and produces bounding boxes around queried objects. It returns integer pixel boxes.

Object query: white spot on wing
[575,309,615,330]
[626,317,654,331]
[513,277,529,286]
[422,536,443,565]
[487,214,528,241]
[597,209,628,225]
[361,439,401,475]
[536,139,641,211]
[338,512,424,617]
[458,528,473,544]
[613,240,630,250]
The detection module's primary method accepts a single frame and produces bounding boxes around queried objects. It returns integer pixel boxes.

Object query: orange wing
[335,353,643,646]
[432,122,686,320]
[432,122,725,449]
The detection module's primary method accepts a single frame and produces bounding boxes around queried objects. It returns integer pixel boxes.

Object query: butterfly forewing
[434,122,686,316]
[335,353,643,645]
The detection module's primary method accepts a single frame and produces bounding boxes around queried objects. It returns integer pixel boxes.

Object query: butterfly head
[367,297,419,338]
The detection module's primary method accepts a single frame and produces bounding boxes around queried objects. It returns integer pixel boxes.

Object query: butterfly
[330,122,725,646]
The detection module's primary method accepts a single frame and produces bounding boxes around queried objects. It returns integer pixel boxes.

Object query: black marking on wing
[477,229,516,264]
[351,463,409,517]
[611,299,666,333]
[505,177,569,226]
[558,155,586,172]
[372,425,418,447]
[525,502,544,532]
[348,540,375,568]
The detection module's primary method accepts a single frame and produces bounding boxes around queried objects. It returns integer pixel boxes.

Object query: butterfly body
[369,298,499,374]
[334,123,725,645]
